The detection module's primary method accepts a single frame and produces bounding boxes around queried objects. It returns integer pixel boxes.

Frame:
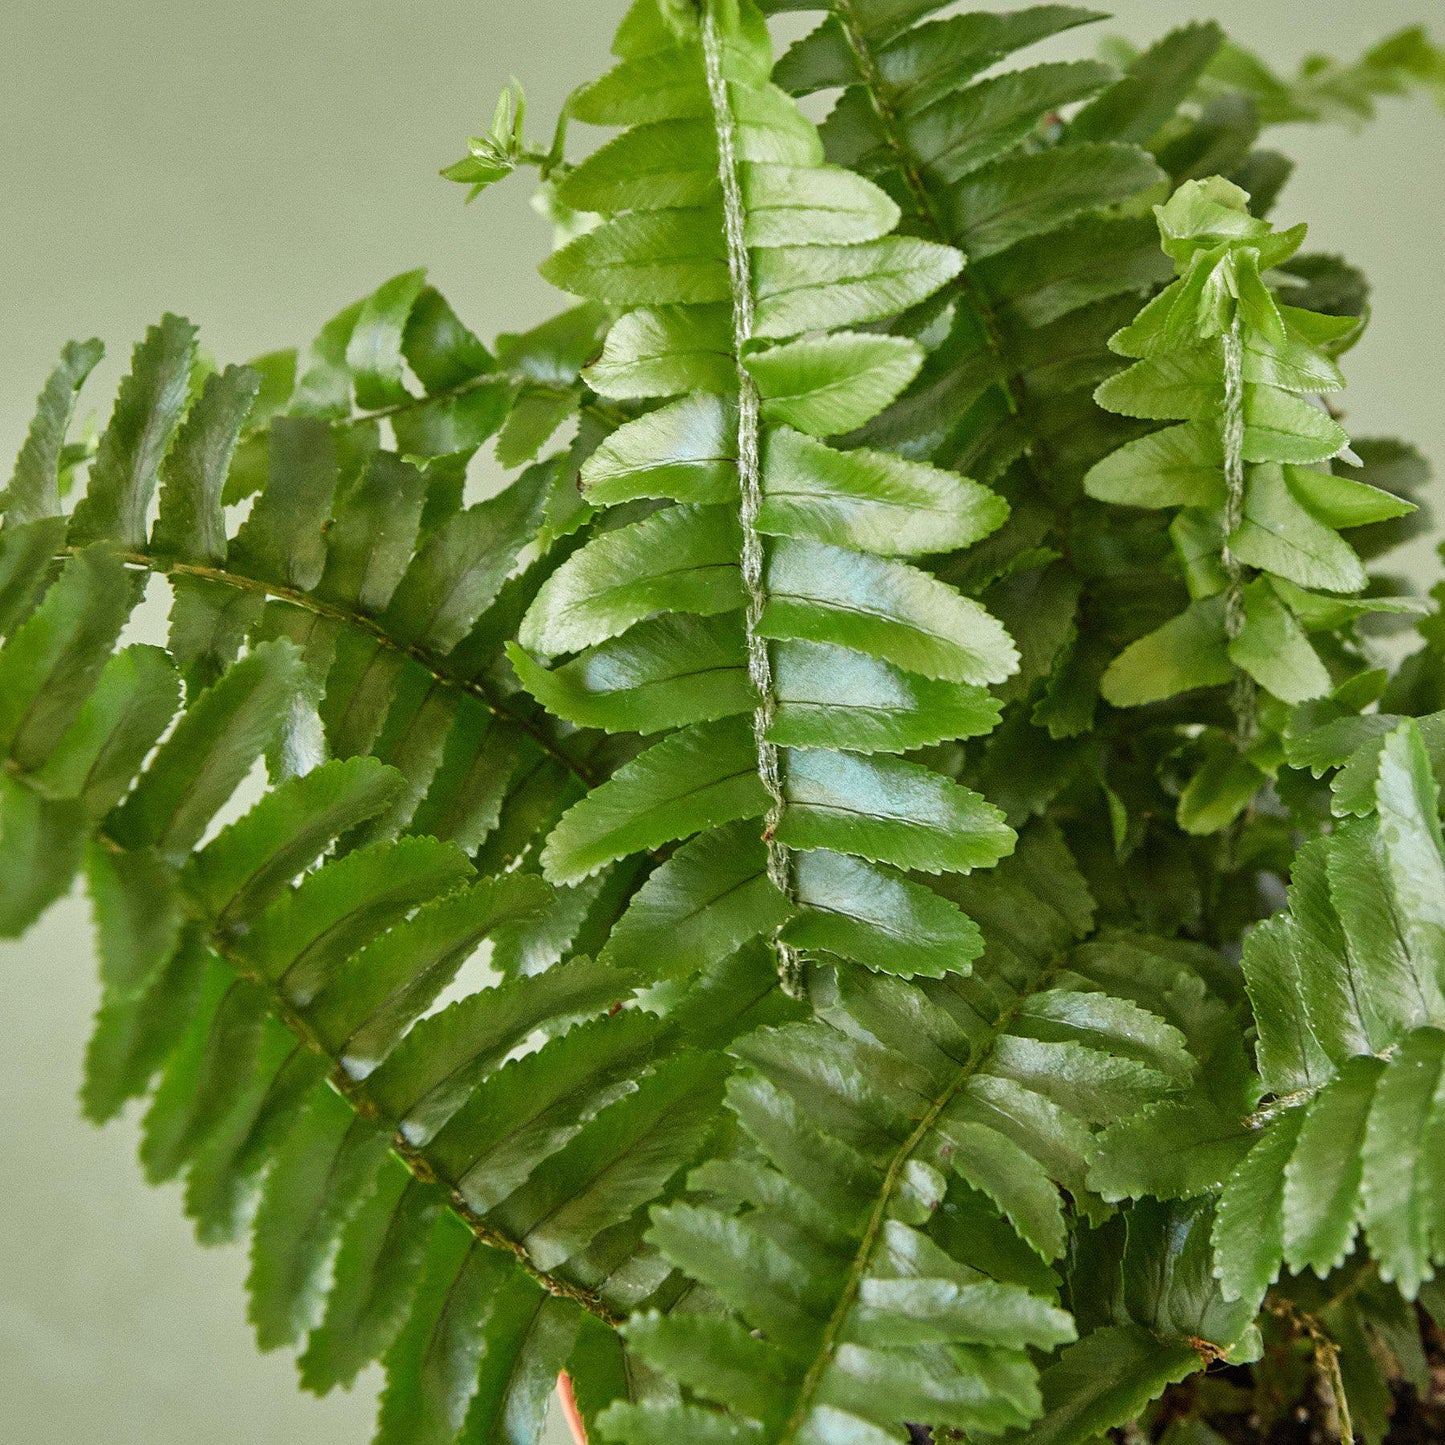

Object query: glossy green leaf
[508,614,751,735]
[777,748,1013,875]
[908,60,1114,184]
[541,717,769,885]
[747,332,922,438]
[81,926,207,1123]
[1071,23,1224,143]
[1229,462,1366,593]
[186,757,405,926]
[1287,462,1415,528]
[1211,1110,1304,1305]
[949,143,1164,260]
[152,364,263,563]
[542,211,730,307]
[381,467,550,652]
[1282,1056,1384,1275]
[0,776,87,937]
[229,417,338,591]
[1083,422,1224,510]
[0,517,68,639]
[29,642,179,813]
[522,505,743,657]
[109,640,305,859]
[1100,596,1232,706]
[1361,1026,1445,1297]
[1240,912,1334,1098]
[0,545,139,771]
[760,427,1007,556]
[585,304,736,400]
[786,849,982,977]
[69,314,197,547]
[581,394,737,506]
[1229,579,1331,703]
[769,638,1002,752]
[1006,1325,1199,1445]
[316,452,428,613]
[347,269,429,411]
[306,871,551,1073]
[299,1167,442,1393]
[1374,721,1445,993]
[752,236,962,337]
[598,820,788,977]
[5,337,105,523]
[372,1221,520,1445]
[761,538,1017,686]
[362,954,634,1146]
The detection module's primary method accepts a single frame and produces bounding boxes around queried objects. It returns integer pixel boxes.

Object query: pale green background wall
[1,2,1441,1442]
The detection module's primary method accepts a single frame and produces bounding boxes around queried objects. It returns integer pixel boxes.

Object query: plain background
[2,2,1442,1441]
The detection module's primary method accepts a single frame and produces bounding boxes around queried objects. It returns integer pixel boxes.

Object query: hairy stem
[1265,1296,1356,1444]
[700,2,802,997]
[1220,317,1258,748]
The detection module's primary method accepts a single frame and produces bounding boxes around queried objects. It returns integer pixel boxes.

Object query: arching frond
[1216,720,1445,1305]
[0,286,806,1442]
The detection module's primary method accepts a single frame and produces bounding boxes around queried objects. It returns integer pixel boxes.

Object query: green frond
[758,3,1281,780]
[0,266,817,1440]
[5,4,1445,1440]
[600,824,1243,1443]
[769,1,1176,485]
[1087,176,1416,833]
[1130,719,1445,1315]
[61,684,799,1430]
[765,3,1427,789]
[519,0,1019,990]
[1022,1196,1262,1445]
[1198,25,1445,130]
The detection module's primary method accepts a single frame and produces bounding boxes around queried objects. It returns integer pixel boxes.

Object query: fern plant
[6,1,1445,1442]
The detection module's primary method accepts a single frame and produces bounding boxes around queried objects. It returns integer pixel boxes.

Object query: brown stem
[1264,1296,1356,1443]
[203,932,626,1328]
[557,1372,589,1445]
[74,545,599,790]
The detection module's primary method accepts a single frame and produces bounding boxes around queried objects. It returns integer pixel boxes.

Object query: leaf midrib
[776,949,1070,1440]
[87,823,631,1330]
[62,543,598,789]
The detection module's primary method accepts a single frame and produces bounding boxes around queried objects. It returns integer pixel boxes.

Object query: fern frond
[7,5,1445,1441]
[598,823,1244,1443]
[1196,25,1445,130]
[59,670,798,1431]
[765,2,1179,485]
[1020,1196,1262,1445]
[757,4,1252,796]
[0,281,815,1439]
[1084,176,1423,835]
[765,5,1421,769]
[1097,716,1445,1328]
[1223,719,1445,1303]
[516,0,1019,990]
[0,277,620,939]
